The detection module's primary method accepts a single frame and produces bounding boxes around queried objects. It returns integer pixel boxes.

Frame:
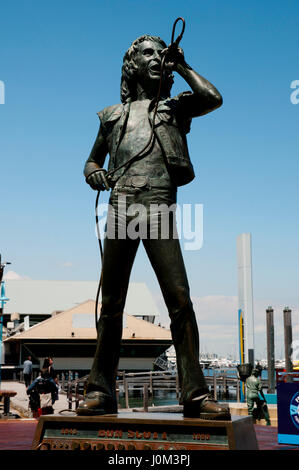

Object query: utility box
[277,373,299,445]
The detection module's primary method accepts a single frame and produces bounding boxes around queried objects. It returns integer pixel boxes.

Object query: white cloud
[153,292,299,359]
[3,270,30,280]
[62,262,73,268]
[153,293,239,356]
[192,295,238,325]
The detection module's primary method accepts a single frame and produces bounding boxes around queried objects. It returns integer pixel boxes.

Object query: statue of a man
[77,34,230,420]
[246,369,271,425]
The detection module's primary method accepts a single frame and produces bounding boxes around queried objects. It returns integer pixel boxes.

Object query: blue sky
[1,1,298,356]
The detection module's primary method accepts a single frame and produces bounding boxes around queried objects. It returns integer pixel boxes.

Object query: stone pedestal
[32,411,258,450]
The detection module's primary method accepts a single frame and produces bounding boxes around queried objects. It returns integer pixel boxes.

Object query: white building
[2,281,172,377]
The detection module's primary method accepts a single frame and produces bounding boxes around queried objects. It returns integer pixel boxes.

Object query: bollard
[283,307,293,382]
[67,372,72,410]
[222,371,227,398]
[213,370,217,400]
[123,373,129,409]
[175,374,179,399]
[3,396,10,415]
[75,382,79,409]
[61,373,65,391]
[116,388,119,409]
[149,371,153,395]
[143,384,149,412]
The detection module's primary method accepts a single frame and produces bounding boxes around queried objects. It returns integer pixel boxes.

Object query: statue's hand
[86,169,110,191]
[162,45,185,71]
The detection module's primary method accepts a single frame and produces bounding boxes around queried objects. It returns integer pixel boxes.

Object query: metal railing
[60,369,255,411]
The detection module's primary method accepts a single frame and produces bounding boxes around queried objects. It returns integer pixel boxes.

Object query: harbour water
[119,390,179,409]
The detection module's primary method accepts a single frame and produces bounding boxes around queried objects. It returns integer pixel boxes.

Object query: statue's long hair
[120,35,174,104]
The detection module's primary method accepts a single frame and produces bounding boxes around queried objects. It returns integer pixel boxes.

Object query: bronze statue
[246,369,271,425]
[78,26,231,420]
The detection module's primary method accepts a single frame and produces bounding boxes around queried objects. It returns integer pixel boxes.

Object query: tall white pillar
[237,233,255,365]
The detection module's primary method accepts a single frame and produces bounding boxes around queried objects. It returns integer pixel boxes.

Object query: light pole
[0,255,11,387]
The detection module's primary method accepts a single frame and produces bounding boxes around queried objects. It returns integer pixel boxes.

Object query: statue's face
[134,40,164,83]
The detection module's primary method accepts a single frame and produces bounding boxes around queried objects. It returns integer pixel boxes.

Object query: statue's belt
[114,175,174,191]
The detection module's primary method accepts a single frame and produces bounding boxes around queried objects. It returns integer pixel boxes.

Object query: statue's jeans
[86,188,209,404]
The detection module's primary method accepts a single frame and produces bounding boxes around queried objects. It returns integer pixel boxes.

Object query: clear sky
[1,0,298,357]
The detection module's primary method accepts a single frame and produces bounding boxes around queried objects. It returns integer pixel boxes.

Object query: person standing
[44,357,59,400]
[23,355,32,387]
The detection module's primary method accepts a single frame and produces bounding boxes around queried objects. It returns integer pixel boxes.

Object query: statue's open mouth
[149,63,161,74]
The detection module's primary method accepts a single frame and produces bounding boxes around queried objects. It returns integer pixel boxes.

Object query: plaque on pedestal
[32,412,258,450]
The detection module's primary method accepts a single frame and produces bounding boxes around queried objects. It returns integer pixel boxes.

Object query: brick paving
[0,419,37,450]
[254,425,299,451]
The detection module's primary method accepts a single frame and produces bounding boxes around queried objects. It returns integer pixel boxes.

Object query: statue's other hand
[86,169,109,191]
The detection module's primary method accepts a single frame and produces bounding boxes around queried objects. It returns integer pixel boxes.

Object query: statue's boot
[183,394,231,420]
[76,391,117,416]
